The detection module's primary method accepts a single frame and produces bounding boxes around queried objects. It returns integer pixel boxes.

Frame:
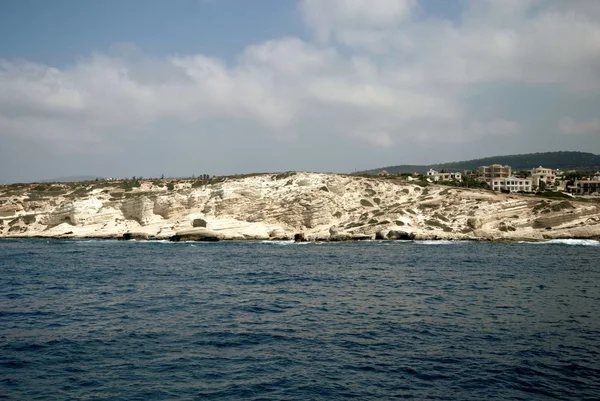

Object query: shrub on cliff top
[273,171,297,180]
[121,180,141,191]
[32,184,50,191]
[550,201,574,212]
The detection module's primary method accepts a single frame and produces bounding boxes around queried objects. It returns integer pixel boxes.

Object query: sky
[1,0,599,183]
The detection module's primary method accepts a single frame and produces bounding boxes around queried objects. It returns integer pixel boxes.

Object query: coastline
[2,232,599,244]
[2,172,599,244]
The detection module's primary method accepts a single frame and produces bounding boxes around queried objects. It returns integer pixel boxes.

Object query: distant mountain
[357,151,600,175]
[41,175,103,183]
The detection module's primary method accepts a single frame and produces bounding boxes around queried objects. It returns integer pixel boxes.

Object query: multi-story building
[530,166,556,190]
[490,176,532,193]
[571,180,600,195]
[478,164,512,182]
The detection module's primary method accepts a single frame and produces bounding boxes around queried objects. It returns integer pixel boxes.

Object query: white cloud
[559,117,600,135]
[0,0,599,163]
[469,119,521,138]
[300,0,600,91]
[300,0,417,43]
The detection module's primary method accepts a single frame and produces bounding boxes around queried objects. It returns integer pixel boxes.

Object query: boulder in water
[122,232,149,241]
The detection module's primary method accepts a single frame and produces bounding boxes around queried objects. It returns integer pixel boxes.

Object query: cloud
[559,117,600,135]
[0,0,599,179]
[469,119,521,138]
[301,0,600,91]
[300,0,417,43]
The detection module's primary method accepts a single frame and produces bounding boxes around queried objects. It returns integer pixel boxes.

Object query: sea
[1,238,599,400]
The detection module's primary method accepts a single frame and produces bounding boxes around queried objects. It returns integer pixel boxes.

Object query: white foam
[544,239,598,246]
[415,240,469,245]
[260,240,295,245]
[518,239,599,246]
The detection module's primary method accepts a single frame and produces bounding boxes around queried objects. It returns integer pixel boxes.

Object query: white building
[530,166,556,190]
[490,176,532,193]
[426,169,462,182]
[571,179,600,195]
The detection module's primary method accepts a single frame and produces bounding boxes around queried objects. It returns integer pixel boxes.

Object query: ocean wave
[519,239,599,246]
[415,240,470,245]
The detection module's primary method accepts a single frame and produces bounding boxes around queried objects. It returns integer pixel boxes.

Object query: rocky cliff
[1,173,599,241]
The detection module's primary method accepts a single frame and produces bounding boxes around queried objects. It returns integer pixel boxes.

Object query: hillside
[358,151,600,175]
[1,173,599,242]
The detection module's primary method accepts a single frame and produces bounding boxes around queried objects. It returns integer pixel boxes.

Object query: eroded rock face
[0,173,599,241]
[48,199,106,227]
[121,196,155,226]
[467,218,482,230]
[0,204,23,217]
[153,195,186,220]
[268,228,289,240]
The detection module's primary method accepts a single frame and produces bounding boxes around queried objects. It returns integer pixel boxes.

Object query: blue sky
[0,0,464,66]
[0,0,599,182]
[0,0,305,66]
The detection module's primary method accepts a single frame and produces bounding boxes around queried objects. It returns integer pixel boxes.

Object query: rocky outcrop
[153,194,187,220]
[0,173,599,241]
[294,233,308,242]
[47,199,108,227]
[467,218,482,230]
[121,196,156,226]
[0,203,22,217]
[171,228,222,242]
[122,232,150,241]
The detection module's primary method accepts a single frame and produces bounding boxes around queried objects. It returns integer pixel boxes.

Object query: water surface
[1,239,599,400]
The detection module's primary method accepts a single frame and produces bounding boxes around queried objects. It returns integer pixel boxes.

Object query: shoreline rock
[1,172,598,243]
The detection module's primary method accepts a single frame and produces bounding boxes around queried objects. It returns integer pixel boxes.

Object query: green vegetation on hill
[358,151,600,175]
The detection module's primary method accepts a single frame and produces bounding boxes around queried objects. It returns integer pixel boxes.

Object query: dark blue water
[1,239,599,400]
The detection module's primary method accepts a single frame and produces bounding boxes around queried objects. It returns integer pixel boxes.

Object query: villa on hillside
[423,162,598,194]
[477,164,512,182]
[489,176,532,193]
[426,169,462,182]
[530,166,556,190]
[571,179,600,195]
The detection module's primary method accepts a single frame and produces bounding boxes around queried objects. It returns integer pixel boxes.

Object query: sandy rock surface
[1,173,599,242]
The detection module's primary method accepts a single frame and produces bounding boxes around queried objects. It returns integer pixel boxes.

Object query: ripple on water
[1,239,599,400]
